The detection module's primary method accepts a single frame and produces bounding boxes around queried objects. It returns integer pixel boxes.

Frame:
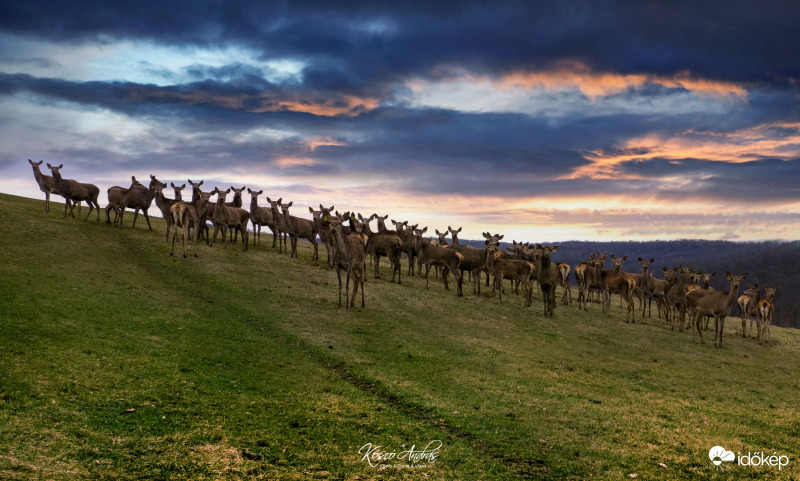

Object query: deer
[637,258,657,317]
[226,186,246,242]
[487,240,533,306]
[665,265,695,331]
[365,224,403,284]
[535,244,561,317]
[648,267,675,320]
[209,188,250,252]
[558,263,571,305]
[685,272,748,347]
[116,174,161,230]
[600,254,637,323]
[106,176,144,225]
[28,159,82,213]
[737,284,760,338]
[266,197,289,254]
[413,227,464,296]
[247,189,276,247]
[327,213,366,310]
[153,181,178,242]
[442,233,496,295]
[171,182,186,201]
[757,285,778,345]
[169,189,209,259]
[309,205,336,266]
[46,163,100,221]
[448,226,462,245]
[279,201,318,260]
[392,220,418,276]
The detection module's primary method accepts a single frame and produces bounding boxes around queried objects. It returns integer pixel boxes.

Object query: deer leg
[142,210,153,230]
[345,267,352,310]
[336,268,343,308]
[424,263,431,289]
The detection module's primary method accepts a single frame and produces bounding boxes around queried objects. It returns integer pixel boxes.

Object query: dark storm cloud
[3,0,800,97]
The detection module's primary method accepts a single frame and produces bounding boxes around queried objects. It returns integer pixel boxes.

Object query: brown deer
[248,189,276,247]
[637,258,656,317]
[365,226,403,283]
[117,174,161,230]
[106,176,144,225]
[442,233,496,295]
[209,188,250,251]
[171,182,186,201]
[757,285,778,345]
[310,205,336,266]
[487,241,533,306]
[226,186,246,242]
[327,214,366,310]
[46,163,100,221]
[28,159,82,213]
[413,227,464,296]
[737,284,760,338]
[169,188,209,259]
[392,220,418,276]
[601,254,636,323]
[152,181,178,241]
[448,226,462,245]
[685,272,747,347]
[558,263,571,305]
[266,197,289,254]
[665,265,695,331]
[279,201,317,260]
[536,244,561,317]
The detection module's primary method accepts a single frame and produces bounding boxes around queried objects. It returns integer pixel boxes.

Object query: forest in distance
[456,238,800,329]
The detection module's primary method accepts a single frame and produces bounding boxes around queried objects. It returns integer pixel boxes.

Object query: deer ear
[726,271,732,280]
[151,174,155,180]
[456,227,462,233]
[323,213,329,222]
[741,272,748,279]
[309,206,314,213]
[58,163,63,168]
[497,235,504,240]
[649,258,655,263]
[287,201,293,207]
[552,245,559,252]
[422,227,428,233]
[710,272,716,277]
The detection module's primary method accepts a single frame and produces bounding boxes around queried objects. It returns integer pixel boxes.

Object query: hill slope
[1,193,799,480]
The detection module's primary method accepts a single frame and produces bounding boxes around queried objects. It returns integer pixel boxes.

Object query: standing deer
[537,244,561,317]
[665,265,695,331]
[279,201,318,260]
[413,227,463,296]
[169,188,209,259]
[685,272,747,347]
[209,188,250,252]
[487,241,533,306]
[226,186,246,242]
[28,159,81,213]
[328,214,366,310]
[266,197,289,254]
[117,175,161,230]
[601,254,636,323]
[365,226,403,284]
[442,233,496,295]
[46,163,100,221]
[106,176,144,225]
[737,283,760,338]
[310,205,336,266]
[153,181,178,242]
[392,220,418,276]
[757,285,778,345]
[637,257,656,317]
[248,189,276,247]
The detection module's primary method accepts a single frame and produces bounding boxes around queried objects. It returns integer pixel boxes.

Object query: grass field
[1,192,799,480]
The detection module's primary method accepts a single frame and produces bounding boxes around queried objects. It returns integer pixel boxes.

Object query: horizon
[3,2,800,242]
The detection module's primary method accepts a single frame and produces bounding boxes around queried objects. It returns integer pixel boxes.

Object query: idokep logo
[709,446,735,470]
[709,446,790,471]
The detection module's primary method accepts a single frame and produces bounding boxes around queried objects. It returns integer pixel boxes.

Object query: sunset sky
[2,1,800,241]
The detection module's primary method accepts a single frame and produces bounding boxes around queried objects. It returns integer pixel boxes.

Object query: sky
[2,1,800,242]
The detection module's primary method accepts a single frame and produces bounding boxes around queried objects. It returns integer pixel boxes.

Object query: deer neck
[32,165,46,186]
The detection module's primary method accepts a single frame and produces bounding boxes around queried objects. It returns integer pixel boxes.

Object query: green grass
[1,192,799,480]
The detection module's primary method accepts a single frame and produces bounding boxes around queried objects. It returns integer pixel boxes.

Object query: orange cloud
[497,61,747,99]
[126,87,379,117]
[567,121,800,180]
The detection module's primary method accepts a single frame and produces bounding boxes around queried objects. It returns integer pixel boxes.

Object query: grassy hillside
[1,193,799,480]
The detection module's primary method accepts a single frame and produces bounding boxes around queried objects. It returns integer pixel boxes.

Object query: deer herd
[28,160,778,348]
